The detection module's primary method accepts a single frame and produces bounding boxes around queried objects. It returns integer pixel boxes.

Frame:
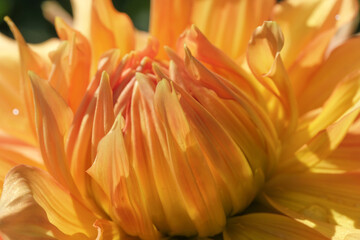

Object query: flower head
[1,0,360,239]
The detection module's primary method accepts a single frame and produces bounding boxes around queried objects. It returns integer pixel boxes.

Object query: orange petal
[4,17,51,141]
[94,219,136,240]
[0,165,97,239]
[51,17,91,111]
[66,50,121,204]
[90,0,135,74]
[247,21,298,138]
[0,131,43,194]
[150,0,275,60]
[29,72,75,191]
[91,71,115,161]
[87,116,160,239]
[175,25,260,98]
[154,79,226,237]
[264,171,360,239]
[223,213,327,239]
[0,34,37,145]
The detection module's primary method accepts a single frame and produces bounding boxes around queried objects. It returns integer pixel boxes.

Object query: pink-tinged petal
[279,108,360,173]
[298,36,360,115]
[50,17,91,111]
[87,116,160,239]
[90,0,135,74]
[247,21,298,138]
[274,0,359,69]
[223,213,327,239]
[4,17,51,141]
[29,72,75,191]
[150,0,275,60]
[0,165,97,239]
[176,25,260,99]
[264,171,360,239]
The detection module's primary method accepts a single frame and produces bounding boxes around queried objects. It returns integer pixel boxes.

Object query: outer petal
[264,171,360,239]
[298,37,360,115]
[90,0,135,73]
[274,0,359,69]
[150,0,275,59]
[0,34,35,145]
[223,213,327,239]
[0,132,43,195]
[0,165,97,239]
[279,108,360,173]
[29,72,75,191]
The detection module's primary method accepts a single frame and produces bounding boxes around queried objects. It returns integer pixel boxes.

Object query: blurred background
[0,0,359,43]
[0,0,150,43]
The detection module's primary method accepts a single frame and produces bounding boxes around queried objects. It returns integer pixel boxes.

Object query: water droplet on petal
[301,204,330,222]
[12,108,19,116]
[335,14,341,21]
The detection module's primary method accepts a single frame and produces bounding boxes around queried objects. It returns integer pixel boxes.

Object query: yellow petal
[29,72,75,191]
[150,0,275,60]
[4,17,51,141]
[93,219,135,240]
[0,165,97,239]
[264,171,360,239]
[279,108,360,173]
[274,0,359,69]
[298,36,360,114]
[51,17,91,111]
[154,79,226,237]
[223,213,327,240]
[247,21,298,137]
[90,0,135,74]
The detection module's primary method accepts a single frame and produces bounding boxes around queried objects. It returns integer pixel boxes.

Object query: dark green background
[0,0,150,43]
[0,0,359,43]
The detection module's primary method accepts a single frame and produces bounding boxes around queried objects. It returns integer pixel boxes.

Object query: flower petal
[279,108,360,173]
[223,213,327,239]
[50,17,91,111]
[29,72,75,191]
[150,0,275,59]
[87,115,160,239]
[247,21,298,137]
[0,165,97,239]
[264,171,360,239]
[298,36,360,115]
[0,131,43,195]
[90,0,135,73]
[274,0,359,69]
[4,17,51,141]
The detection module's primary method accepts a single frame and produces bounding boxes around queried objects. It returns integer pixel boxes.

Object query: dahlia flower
[0,0,360,239]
